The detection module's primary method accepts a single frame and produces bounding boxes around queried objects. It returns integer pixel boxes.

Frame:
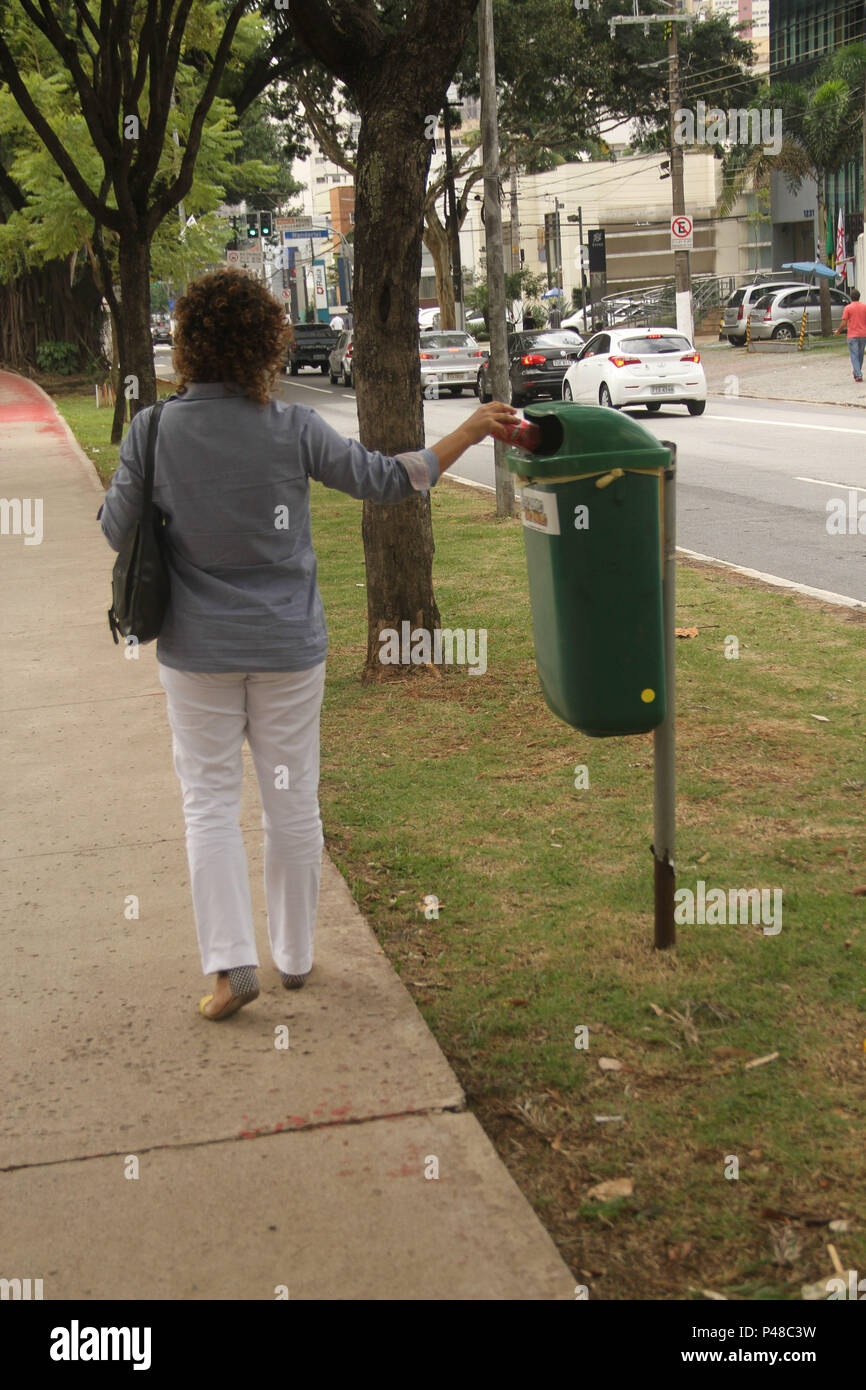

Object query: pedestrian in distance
[98,268,518,1020]
[834,285,866,381]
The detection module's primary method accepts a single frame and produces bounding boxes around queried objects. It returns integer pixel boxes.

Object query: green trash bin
[506,402,671,738]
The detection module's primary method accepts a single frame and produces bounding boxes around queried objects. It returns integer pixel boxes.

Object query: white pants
[158,662,326,977]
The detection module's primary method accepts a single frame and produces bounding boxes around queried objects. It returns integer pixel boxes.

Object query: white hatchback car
[562,327,707,415]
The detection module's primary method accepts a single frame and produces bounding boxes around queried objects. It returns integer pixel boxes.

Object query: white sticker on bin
[519,488,560,535]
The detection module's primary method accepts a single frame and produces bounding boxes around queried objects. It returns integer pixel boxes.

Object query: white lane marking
[705,413,866,436]
[678,549,863,609]
[796,476,866,493]
[283,381,332,393]
[444,485,863,605]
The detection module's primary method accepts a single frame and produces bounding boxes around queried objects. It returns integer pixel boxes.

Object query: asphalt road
[155,351,866,605]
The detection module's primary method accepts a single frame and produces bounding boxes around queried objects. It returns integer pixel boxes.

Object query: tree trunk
[423,207,456,329]
[817,192,833,337]
[114,231,157,441]
[354,106,441,684]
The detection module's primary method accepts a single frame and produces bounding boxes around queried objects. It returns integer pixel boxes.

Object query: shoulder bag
[107,399,169,646]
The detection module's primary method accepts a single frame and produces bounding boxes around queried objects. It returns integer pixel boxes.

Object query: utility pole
[667,12,693,340]
[442,102,465,330]
[609,3,694,336]
[479,0,514,517]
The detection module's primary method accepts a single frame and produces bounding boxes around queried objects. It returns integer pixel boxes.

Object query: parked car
[419,306,440,330]
[150,317,172,345]
[476,329,583,406]
[562,327,707,415]
[328,330,354,386]
[747,284,851,340]
[721,279,803,345]
[419,330,487,396]
[285,321,339,374]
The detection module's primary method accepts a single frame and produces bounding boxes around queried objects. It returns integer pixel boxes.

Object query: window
[579,334,609,359]
[781,290,808,308]
[619,334,692,354]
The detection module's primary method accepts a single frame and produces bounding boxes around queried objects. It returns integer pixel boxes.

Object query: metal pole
[653,445,676,949]
[578,205,587,332]
[443,103,465,331]
[478,0,514,517]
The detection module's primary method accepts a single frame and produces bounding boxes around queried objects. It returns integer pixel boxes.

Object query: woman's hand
[462,400,521,443]
[430,399,522,476]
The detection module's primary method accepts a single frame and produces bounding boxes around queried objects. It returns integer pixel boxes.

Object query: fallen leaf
[598,1057,624,1072]
[667,1241,694,1261]
[508,998,529,1007]
[852,886,866,897]
[702,1289,728,1301]
[675,626,699,639]
[810,714,830,722]
[550,1132,564,1151]
[829,1220,852,1234]
[594,1115,624,1123]
[587,1177,633,1201]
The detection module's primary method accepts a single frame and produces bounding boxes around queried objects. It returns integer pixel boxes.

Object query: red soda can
[494,418,542,452]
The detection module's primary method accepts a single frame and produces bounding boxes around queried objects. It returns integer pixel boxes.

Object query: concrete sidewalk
[696,334,866,409]
[0,371,574,1300]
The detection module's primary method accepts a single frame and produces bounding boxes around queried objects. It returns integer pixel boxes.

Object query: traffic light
[259,209,272,237]
[247,213,259,239]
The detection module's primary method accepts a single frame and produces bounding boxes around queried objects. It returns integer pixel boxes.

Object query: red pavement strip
[0,373,67,432]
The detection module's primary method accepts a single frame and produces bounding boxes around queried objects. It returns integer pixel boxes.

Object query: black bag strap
[140,399,167,523]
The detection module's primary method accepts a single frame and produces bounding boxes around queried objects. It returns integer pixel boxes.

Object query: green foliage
[35,340,79,374]
[0,5,284,287]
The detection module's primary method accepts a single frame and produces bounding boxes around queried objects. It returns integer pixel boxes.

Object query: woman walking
[99,269,517,1019]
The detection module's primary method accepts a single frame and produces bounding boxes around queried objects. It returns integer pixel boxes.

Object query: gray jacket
[98,383,440,671]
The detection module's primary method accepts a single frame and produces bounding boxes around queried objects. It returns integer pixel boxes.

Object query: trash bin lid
[505,401,670,480]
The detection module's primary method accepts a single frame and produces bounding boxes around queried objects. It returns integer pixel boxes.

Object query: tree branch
[147,0,250,232]
[0,32,120,229]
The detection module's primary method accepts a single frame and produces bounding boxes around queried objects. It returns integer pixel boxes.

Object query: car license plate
[445,371,465,380]
[651,384,675,395]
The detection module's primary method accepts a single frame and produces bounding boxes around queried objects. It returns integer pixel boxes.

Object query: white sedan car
[561,327,707,415]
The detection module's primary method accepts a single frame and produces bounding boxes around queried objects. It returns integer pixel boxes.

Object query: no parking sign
[670,215,693,251]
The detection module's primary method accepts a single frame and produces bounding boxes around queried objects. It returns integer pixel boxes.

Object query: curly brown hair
[172,268,293,404]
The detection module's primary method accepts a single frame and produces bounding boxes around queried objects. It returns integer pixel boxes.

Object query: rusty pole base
[652,846,676,950]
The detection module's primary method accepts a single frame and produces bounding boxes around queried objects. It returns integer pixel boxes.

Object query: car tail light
[420,352,435,359]
[470,350,486,357]
[521,353,546,365]
[347,344,353,356]
[737,307,744,320]
[680,352,701,363]
[608,356,641,368]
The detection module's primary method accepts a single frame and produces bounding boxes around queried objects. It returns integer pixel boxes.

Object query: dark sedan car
[475,329,584,406]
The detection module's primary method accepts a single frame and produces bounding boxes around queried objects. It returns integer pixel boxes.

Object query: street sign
[281,289,291,301]
[670,214,693,250]
[226,249,240,264]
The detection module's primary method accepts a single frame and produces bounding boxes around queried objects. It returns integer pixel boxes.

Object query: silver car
[748,285,850,340]
[722,279,802,345]
[419,331,488,397]
[328,330,354,386]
